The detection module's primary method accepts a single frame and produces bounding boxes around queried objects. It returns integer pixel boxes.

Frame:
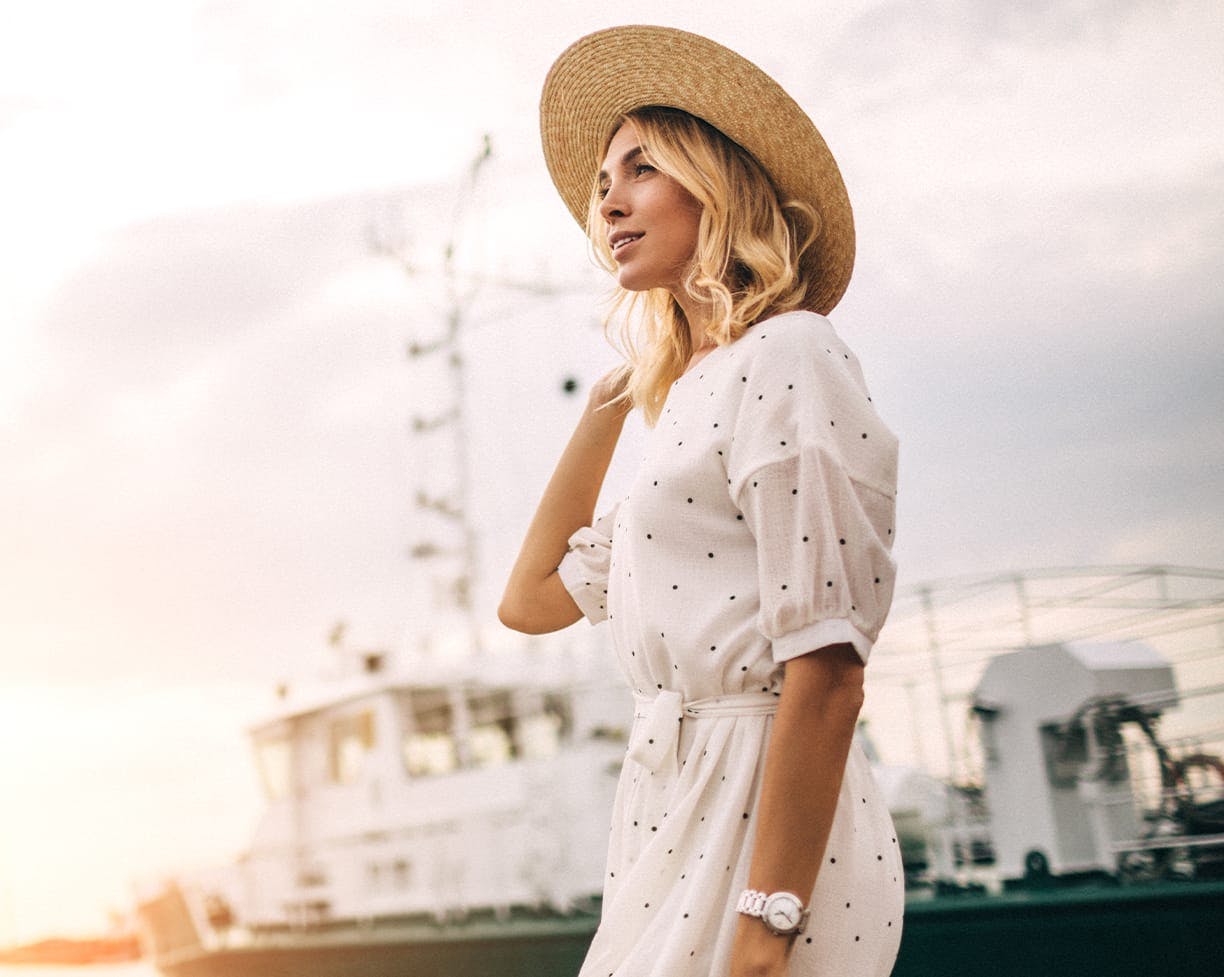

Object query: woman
[500,26,903,977]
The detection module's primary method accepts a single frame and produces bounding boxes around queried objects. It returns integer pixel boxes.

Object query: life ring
[1023,849,1050,880]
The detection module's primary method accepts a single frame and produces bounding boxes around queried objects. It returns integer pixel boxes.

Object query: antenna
[371,136,593,657]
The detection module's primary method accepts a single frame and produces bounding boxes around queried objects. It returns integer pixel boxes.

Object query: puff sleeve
[726,315,898,665]
[556,503,620,624]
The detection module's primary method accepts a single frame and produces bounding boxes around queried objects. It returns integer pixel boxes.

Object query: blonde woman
[500,26,903,977]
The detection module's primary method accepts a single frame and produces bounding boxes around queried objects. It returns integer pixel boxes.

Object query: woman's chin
[615,267,672,294]
[614,267,649,292]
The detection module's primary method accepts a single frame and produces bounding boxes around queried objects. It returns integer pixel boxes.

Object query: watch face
[763,893,803,933]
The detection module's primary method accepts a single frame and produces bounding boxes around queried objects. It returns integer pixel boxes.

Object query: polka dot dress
[558,311,904,976]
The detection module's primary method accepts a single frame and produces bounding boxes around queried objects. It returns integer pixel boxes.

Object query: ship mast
[389,136,494,656]
[374,137,586,658]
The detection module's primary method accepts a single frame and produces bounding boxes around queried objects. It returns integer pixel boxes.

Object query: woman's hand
[587,365,631,415]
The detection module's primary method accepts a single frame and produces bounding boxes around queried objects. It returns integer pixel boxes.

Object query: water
[0,966,156,977]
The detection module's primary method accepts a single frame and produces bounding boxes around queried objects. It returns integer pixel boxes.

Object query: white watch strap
[735,888,769,917]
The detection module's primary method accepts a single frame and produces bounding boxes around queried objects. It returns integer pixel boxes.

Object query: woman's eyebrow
[598,145,645,184]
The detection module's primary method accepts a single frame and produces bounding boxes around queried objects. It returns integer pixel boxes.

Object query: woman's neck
[673,289,715,352]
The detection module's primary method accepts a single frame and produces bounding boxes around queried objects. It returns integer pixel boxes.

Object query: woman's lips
[610,232,643,258]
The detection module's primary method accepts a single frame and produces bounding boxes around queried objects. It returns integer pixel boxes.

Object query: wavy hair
[587,106,819,426]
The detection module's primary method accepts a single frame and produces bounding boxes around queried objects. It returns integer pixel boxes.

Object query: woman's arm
[729,643,866,977]
[498,369,630,634]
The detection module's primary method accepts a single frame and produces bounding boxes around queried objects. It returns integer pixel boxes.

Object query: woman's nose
[599,183,629,220]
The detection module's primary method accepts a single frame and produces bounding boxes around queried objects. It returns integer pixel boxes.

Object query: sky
[2,0,1223,943]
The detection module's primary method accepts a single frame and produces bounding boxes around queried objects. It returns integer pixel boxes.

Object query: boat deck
[894,878,1224,977]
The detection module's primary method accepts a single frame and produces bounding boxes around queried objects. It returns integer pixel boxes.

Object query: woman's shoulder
[750,309,833,340]
[736,311,865,386]
[725,310,897,494]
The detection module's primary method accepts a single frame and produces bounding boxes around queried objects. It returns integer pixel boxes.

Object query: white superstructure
[154,639,630,953]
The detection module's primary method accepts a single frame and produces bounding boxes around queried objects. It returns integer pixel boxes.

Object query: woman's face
[597,121,702,296]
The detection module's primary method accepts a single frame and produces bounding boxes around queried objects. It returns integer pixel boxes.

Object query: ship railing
[1111,832,1224,854]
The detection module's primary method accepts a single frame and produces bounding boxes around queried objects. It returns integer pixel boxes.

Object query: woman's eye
[596,185,610,199]
[634,163,655,177]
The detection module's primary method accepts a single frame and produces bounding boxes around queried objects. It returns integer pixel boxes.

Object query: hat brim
[540,25,854,315]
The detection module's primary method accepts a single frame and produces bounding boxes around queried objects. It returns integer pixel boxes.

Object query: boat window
[510,690,572,760]
[404,732,458,776]
[519,712,562,760]
[1041,722,1087,788]
[468,689,516,767]
[329,710,376,785]
[1042,716,1129,787]
[971,710,1000,766]
[403,688,458,777]
[469,723,514,766]
[254,736,291,800]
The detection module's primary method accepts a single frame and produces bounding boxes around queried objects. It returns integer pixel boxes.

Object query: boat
[136,635,626,977]
[135,566,1224,976]
[877,566,1224,976]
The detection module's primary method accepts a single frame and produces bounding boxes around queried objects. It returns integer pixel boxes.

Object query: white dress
[558,311,904,977]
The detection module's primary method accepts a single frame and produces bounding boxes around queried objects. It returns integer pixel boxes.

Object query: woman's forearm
[730,643,865,976]
[498,376,629,633]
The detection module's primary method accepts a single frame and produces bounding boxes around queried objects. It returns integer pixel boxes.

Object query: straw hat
[540,25,854,314]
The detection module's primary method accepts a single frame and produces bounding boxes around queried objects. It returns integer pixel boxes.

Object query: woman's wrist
[580,395,630,440]
[729,912,793,977]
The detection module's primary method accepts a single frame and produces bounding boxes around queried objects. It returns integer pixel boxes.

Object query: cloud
[5,189,434,682]
[1,164,619,690]
[4,0,1220,681]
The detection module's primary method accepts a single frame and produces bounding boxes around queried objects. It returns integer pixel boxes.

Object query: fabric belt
[628,689,780,775]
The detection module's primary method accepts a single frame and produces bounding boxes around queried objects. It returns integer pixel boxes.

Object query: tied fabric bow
[627,689,783,777]
[627,689,683,776]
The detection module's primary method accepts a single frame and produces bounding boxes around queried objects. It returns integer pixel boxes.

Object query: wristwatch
[735,888,810,936]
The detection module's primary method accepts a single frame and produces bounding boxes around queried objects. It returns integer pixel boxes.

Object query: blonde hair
[587,106,819,426]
